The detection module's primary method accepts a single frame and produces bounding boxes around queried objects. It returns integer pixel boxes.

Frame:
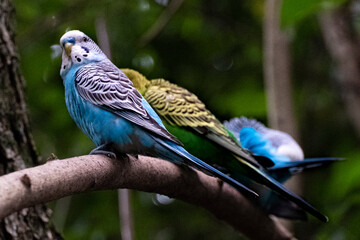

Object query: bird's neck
[61,63,82,85]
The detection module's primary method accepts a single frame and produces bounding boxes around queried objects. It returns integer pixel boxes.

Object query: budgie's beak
[62,37,75,56]
[64,42,73,56]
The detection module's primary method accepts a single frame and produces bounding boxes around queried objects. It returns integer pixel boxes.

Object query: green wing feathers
[145,79,229,136]
[144,78,263,165]
[121,68,259,165]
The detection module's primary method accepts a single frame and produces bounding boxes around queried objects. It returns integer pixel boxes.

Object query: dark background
[14,0,359,239]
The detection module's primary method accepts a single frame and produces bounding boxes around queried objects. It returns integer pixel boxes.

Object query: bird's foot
[90,144,117,159]
[90,149,117,159]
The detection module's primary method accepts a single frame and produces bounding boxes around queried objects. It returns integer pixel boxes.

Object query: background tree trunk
[263,0,301,231]
[95,16,135,240]
[0,0,61,238]
[319,4,360,138]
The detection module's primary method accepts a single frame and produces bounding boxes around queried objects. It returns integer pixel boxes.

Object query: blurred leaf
[329,150,360,200]
[281,0,348,27]
[210,79,266,118]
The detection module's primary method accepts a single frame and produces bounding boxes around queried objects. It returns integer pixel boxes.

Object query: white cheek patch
[62,60,71,70]
[60,52,72,75]
[70,45,89,64]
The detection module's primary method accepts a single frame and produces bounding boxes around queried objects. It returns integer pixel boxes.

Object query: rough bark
[319,5,360,138]
[263,0,301,230]
[0,154,296,240]
[0,0,61,238]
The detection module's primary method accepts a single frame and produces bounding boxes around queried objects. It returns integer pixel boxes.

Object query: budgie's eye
[83,37,88,42]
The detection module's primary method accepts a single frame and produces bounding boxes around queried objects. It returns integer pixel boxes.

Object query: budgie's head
[59,30,106,76]
[121,68,150,95]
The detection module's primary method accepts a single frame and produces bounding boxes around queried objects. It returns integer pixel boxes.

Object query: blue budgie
[224,117,341,219]
[224,117,341,181]
[58,30,257,198]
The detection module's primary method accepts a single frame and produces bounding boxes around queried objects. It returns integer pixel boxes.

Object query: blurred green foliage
[281,0,348,27]
[13,0,360,239]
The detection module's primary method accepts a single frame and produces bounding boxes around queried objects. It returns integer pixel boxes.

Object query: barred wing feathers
[75,61,181,145]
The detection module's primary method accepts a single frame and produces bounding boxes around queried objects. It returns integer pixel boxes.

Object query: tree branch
[0,154,295,240]
[263,0,301,231]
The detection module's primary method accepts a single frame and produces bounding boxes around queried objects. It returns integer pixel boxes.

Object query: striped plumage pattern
[145,79,229,136]
[75,61,181,145]
[76,61,146,116]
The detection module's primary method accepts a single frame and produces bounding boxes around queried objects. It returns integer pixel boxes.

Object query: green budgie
[121,68,329,222]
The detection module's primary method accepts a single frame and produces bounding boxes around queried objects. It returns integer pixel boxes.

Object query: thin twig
[138,0,184,47]
[118,189,134,240]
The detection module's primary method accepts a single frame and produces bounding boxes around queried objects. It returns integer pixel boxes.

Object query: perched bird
[121,68,329,222]
[59,30,257,199]
[224,117,341,219]
[224,117,341,182]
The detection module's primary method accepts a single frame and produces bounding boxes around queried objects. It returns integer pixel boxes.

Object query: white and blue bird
[224,117,341,182]
[59,30,258,198]
[224,117,341,220]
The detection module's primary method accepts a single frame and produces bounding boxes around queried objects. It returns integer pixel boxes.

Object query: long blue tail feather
[269,157,344,171]
[266,193,308,221]
[234,156,329,222]
[158,137,328,222]
[156,140,259,199]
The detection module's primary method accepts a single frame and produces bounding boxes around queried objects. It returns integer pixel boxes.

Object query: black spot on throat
[75,55,82,62]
